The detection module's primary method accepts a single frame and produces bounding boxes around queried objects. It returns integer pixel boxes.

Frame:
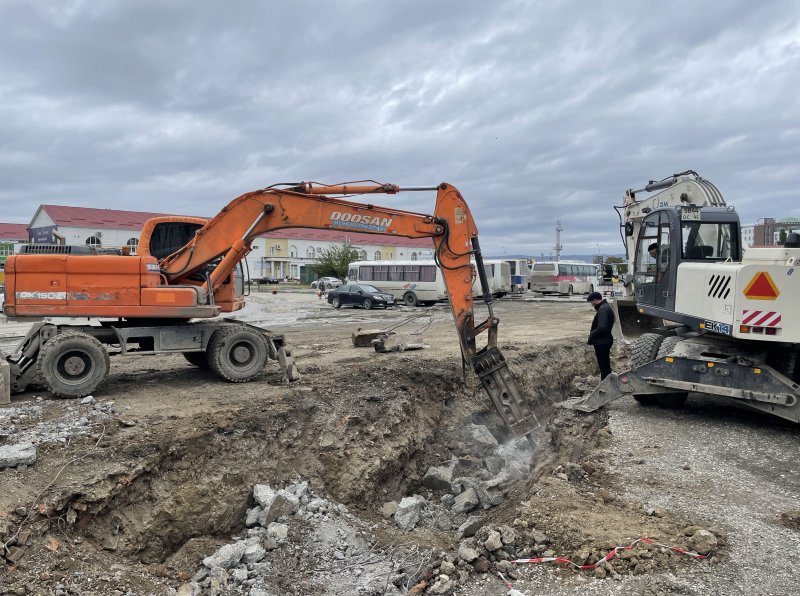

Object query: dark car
[252,276,280,284]
[327,284,396,309]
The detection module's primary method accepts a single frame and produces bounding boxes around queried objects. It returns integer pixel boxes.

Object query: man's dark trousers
[594,343,612,380]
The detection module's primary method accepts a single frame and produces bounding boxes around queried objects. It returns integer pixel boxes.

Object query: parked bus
[528,261,599,295]
[347,259,511,306]
[503,258,530,294]
[480,260,512,298]
[347,260,446,306]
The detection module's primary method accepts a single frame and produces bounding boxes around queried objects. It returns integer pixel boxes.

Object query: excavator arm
[158,181,545,435]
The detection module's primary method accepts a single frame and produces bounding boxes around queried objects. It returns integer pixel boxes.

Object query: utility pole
[553,221,563,262]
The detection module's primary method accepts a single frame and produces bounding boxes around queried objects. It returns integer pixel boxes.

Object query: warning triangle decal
[743,272,779,300]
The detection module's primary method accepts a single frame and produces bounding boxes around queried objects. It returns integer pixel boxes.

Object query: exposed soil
[1,292,795,595]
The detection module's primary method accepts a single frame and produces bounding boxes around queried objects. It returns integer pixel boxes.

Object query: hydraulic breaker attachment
[472,346,549,435]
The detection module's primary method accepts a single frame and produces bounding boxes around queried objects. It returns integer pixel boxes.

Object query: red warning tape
[512,537,707,570]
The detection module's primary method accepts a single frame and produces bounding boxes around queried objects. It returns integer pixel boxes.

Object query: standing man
[587,291,614,380]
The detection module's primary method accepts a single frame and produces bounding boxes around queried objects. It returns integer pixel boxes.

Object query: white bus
[347,259,510,306]
[503,258,530,294]
[529,261,599,295]
[480,260,512,298]
[347,260,446,306]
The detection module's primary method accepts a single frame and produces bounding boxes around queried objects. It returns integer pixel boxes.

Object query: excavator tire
[37,331,111,399]
[631,332,666,406]
[182,351,211,369]
[652,336,688,408]
[208,326,269,383]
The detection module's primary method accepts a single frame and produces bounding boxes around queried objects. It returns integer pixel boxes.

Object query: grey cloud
[0,0,798,256]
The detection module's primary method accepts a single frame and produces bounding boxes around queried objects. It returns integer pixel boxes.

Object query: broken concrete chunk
[452,477,504,509]
[270,489,300,520]
[254,486,299,524]
[688,529,718,555]
[458,516,484,538]
[307,498,328,513]
[245,506,263,527]
[394,495,426,531]
[422,462,456,491]
[451,488,480,514]
[499,525,516,546]
[0,442,36,469]
[484,530,503,552]
[458,541,480,562]
[381,501,399,519]
[288,480,309,499]
[252,485,277,509]
[352,329,384,347]
[468,424,498,447]
[202,542,247,570]
[267,522,288,543]
[242,543,266,565]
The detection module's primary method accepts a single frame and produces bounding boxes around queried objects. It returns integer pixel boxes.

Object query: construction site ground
[1,291,798,595]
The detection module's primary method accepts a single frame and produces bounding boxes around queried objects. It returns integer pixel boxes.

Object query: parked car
[327,284,396,309]
[252,276,280,284]
[311,276,343,290]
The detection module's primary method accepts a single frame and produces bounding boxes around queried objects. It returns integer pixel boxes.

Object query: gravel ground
[491,394,800,596]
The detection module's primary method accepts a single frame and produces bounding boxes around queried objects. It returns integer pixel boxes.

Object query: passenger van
[529,261,599,295]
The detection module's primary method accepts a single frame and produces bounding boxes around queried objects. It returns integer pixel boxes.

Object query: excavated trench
[3,338,719,594]
[22,343,604,564]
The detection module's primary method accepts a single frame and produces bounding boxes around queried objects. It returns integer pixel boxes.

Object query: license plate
[682,206,701,221]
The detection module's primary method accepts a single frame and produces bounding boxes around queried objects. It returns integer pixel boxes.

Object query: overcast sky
[1,0,798,257]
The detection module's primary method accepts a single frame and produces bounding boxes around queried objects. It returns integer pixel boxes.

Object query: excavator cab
[633,206,740,316]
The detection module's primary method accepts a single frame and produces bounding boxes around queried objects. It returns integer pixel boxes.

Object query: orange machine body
[3,253,219,318]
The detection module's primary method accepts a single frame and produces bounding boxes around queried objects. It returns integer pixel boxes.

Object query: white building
[25,204,434,282]
[741,223,755,250]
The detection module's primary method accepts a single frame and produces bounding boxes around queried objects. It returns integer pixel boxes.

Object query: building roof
[30,205,433,248]
[778,216,800,224]
[261,228,434,248]
[39,205,174,230]
[0,223,29,241]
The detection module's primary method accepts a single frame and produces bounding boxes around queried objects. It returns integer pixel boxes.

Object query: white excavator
[575,171,800,423]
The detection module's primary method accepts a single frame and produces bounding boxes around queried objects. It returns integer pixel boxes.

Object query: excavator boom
[158,181,543,435]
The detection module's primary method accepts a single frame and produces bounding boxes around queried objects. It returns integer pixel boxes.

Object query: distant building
[21,204,433,282]
[0,223,30,269]
[744,217,800,249]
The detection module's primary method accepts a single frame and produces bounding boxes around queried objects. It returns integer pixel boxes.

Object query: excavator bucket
[571,372,630,412]
[613,297,661,341]
[472,346,550,435]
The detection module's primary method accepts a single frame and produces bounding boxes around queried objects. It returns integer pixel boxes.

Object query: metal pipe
[471,237,495,315]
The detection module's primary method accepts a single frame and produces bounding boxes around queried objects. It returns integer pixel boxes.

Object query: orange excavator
[2,182,543,435]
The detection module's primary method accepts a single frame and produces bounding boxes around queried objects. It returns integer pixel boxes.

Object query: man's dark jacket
[588,299,615,346]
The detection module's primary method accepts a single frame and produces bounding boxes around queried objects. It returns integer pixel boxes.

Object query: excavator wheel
[208,326,269,383]
[631,332,666,406]
[37,331,111,399]
[652,336,688,408]
[182,351,211,370]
